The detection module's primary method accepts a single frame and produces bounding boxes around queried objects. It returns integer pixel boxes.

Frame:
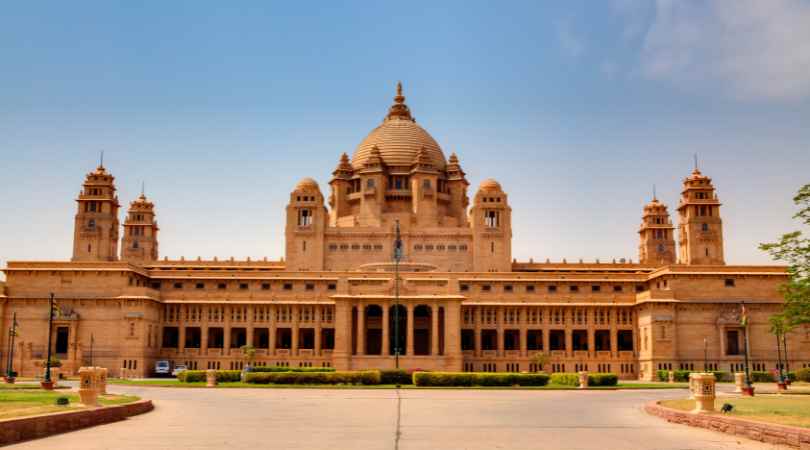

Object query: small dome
[295,177,320,191]
[478,178,502,191]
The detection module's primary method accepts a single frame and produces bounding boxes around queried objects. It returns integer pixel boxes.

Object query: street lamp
[703,337,708,371]
[740,301,753,396]
[42,293,56,390]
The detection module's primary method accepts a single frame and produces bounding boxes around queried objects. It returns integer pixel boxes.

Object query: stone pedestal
[578,371,589,389]
[668,370,675,383]
[96,367,108,394]
[206,370,218,387]
[78,367,99,407]
[734,372,744,393]
[690,373,715,414]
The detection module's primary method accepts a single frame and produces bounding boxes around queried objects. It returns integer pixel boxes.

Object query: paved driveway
[10,385,785,450]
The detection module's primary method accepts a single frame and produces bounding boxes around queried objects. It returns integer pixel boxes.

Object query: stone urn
[578,371,589,389]
[690,373,716,414]
[667,370,675,383]
[206,369,218,387]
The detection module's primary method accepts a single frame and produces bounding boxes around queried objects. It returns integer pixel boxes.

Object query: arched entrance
[365,305,383,355]
[389,305,407,356]
[413,305,432,356]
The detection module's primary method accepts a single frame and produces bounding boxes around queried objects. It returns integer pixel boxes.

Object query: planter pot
[741,386,755,397]
[777,382,788,392]
[40,380,55,390]
[4,377,15,384]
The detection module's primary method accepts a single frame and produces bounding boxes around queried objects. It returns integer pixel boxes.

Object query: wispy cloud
[555,19,585,58]
[637,0,810,102]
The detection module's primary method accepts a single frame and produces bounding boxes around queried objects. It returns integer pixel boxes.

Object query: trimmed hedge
[549,373,579,386]
[750,371,774,383]
[177,370,242,383]
[379,369,413,385]
[655,370,730,382]
[588,373,618,386]
[250,366,336,373]
[413,372,550,387]
[245,370,381,385]
[796,368,810,383]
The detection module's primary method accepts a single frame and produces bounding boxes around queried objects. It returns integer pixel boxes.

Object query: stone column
[357,303,366,356]
[543,327,550,355]
[246,305,255,349]
[314,305,322,356]
[406,303,414,356]
[474,307,482,357]
[381,304,390,356]
[269,305,277,356]
[223,306,232,354]
[178,305,186,353]
[520,328,528,358]
[443,300,463,371]
[431,303,440,356]
[201,305,209,355]
[332,300,353,370]
[565,328,572,357]
[610,309,618,358]
[496,307,504,357]
[292,304,300,356]
[587,326,595,357]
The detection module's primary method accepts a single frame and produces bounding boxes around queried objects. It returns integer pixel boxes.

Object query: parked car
[155,360,171,377]
[172,364,188,377]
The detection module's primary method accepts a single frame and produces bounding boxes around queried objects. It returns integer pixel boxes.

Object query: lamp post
[90,333,95,367]
[42,293,56,389]
[783,333,791,384]
[775,330,785,384]
[393,220,402,383]
[740,302,753,396]
[6,312,18,382]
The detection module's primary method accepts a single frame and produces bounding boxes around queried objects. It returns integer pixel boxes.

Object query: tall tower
[121,190,159,264]
[470,179,512,272]
[677,165,725,265]
[72,163,120,261]
[285,178,327,271]
[638,194,676,265]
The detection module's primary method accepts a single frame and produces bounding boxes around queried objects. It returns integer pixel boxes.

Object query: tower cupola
[72,162,120,261]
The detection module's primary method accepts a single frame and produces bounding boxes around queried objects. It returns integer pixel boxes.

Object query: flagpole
[90,333,95,367]
[393,219,402,381]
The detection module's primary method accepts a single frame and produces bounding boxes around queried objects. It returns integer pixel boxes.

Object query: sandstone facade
[2,84,808,379]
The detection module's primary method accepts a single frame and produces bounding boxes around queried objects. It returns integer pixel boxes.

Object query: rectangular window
[572,330,588,351]
[613,285,623,292]
[284,283,293,291]
[327,283,336,291]
[527,330,543,350]
[173,282,183,289]
[195,283,204,290]
[461,330,475,351]
[526,285,535,292]
[726,330,741,355]
[305,283,315,291]
[239,283,249,290]
[591,285,601,292]
[549,330,566,351]
[504,285,513,293]
[618,330,634,351]
[460,284,469,292]
[569,285,579,293]
[725,278,735,287]
[261,283,271,290]
[481,285,491,292]
[548,285,557,293]
[218,283,227,290]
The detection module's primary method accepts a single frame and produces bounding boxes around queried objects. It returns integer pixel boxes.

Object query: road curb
[0,399,154,446]
[644,400,810,448]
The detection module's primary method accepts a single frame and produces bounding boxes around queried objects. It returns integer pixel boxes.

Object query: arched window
[133,240,139,249]
[88,219,95,229]
[702,223,709,231]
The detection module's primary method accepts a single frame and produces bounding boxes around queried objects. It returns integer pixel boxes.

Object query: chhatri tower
[1,83,807,379]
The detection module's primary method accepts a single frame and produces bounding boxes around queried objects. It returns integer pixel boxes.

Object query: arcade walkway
[10,385,777,449]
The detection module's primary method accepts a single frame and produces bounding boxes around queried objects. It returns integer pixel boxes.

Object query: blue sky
[1,0,809,270]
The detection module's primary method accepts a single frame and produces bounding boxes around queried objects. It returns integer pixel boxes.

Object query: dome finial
[386,81,413,121]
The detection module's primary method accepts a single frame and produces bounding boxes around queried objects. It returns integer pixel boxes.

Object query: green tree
[760,184,810,327]
[240,344,256,368]
[530,352,549,372]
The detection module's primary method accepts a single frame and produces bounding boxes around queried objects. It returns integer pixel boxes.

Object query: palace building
[2,84,808,380]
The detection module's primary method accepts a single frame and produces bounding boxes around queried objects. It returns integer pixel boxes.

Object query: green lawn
[0,388,139,420]
[660,395,810,429]
[109,378,688,390]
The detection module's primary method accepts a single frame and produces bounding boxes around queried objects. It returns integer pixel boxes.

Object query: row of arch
[350,304,445,356]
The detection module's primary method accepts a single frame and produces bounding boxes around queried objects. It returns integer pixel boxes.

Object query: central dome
[351,83,446,171]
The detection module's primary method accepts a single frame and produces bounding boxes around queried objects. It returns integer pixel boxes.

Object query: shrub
[55,396,70,406]
[549,373,579,386]
[588,373,618,386]
[795,368,810,383]
[710,371,730,382]
[656,370,669,382]
[750,371,774,383]
[250,366,335,373]
[379,369,413,385]
[413,372,550,387]
[177,370,242,383]
[245,370,381,385]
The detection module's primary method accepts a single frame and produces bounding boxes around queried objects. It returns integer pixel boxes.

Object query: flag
[740,303,748,327]
[393,220,403,262]
[51,302,62,319]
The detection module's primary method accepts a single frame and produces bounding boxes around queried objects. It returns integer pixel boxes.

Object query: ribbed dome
[295,177,320,191]
[478,178,502,191]
[351,83,446,171]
